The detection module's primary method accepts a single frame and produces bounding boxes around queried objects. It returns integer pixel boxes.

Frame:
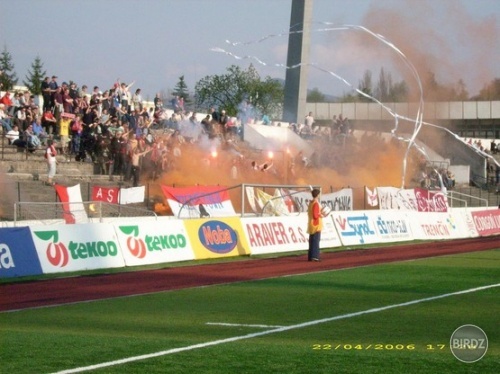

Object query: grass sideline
[0,240,428,285]
[1,249,499,373]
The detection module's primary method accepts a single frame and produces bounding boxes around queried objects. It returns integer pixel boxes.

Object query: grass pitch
[1,249,498,374]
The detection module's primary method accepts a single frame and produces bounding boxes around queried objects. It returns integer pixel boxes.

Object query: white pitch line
[51,283,500,374]
[206,322,286,328]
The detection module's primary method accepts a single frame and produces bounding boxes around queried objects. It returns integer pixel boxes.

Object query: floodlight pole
[283,0,313,124]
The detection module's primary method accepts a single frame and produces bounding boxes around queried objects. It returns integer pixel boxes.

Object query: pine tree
[172,75,191,109]
[23,56,46,95]
[0,46,18,91]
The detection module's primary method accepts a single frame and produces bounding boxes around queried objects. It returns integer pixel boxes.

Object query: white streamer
[213,23,430,188]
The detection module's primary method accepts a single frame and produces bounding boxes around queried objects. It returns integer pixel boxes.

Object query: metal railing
[13,201,157,225]
[177,184,242,218]
[448,190,489,208]
[259,185,320,216]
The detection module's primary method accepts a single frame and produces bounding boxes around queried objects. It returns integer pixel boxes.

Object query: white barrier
[408,211,471,240]
[331,210,413,246]
[3,207,499,278]
[30,223,125,273]
[114,220,194,266]
[242,213,342,255]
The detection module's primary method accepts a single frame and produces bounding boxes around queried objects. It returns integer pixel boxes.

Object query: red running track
[1,236,498,312]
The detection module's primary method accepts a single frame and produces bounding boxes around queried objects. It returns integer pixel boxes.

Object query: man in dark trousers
[307,188,324,262]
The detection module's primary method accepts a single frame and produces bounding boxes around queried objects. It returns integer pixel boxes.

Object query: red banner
[471,209,500,236]
[92,186,119,204]
[414,188,448,212]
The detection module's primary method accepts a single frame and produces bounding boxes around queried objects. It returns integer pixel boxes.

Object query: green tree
[0,46,18,91]
[452,79,469,101]
[423,71,455,101]
[423,72,472,101]
[172,75,192,109]
[195,64,283,118]
[375,67,389,102]
[474,78,500,100]
[23,55,46,95]
[388,81,408,102]
[372,68,409,102]
[340,91,358,103]
[357,70,373,102]
[307,88,326,102]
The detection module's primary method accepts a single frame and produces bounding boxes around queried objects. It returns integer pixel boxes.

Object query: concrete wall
[306,101,500,121]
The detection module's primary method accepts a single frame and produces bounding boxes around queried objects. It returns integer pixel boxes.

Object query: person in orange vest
[307,188,326,262]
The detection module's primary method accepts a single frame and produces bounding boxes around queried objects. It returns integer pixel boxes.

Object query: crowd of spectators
[464,137,499,155]
[5,76,486,192]
[0,77,250,187]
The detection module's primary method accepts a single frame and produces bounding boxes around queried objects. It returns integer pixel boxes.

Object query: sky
[1,0,499,102]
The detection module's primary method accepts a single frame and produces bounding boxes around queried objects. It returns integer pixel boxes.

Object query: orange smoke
[360,0,498,100]
[145,133,416,212]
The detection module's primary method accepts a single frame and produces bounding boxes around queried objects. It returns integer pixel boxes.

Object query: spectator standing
[78,85,88,101]
[53,87,64,118]
[118,82,133,113]
[219,109,229,138]
[48,75,59,111]
[130,147,152,187]
[201,114,211,134]
[170,95,180,112]
[62,87,74,113]
[154,93,163,111]
[59,113,72,159]
[132,88,143,112]
[45,139,57,185]
[304,111,314,133]
[101,90,111,113]
[70,114,84,157]
[490,139,497,154]
[41,76,51,112]
[69,82,79,102]
[210,107,220,123]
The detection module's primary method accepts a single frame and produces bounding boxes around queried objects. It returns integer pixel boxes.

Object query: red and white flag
[365,186,379,207]
[161,185,236,218]
[92,186,119,204]
[54,184,88,224]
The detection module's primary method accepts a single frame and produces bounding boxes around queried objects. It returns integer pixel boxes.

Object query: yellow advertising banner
[183,217,251,259]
